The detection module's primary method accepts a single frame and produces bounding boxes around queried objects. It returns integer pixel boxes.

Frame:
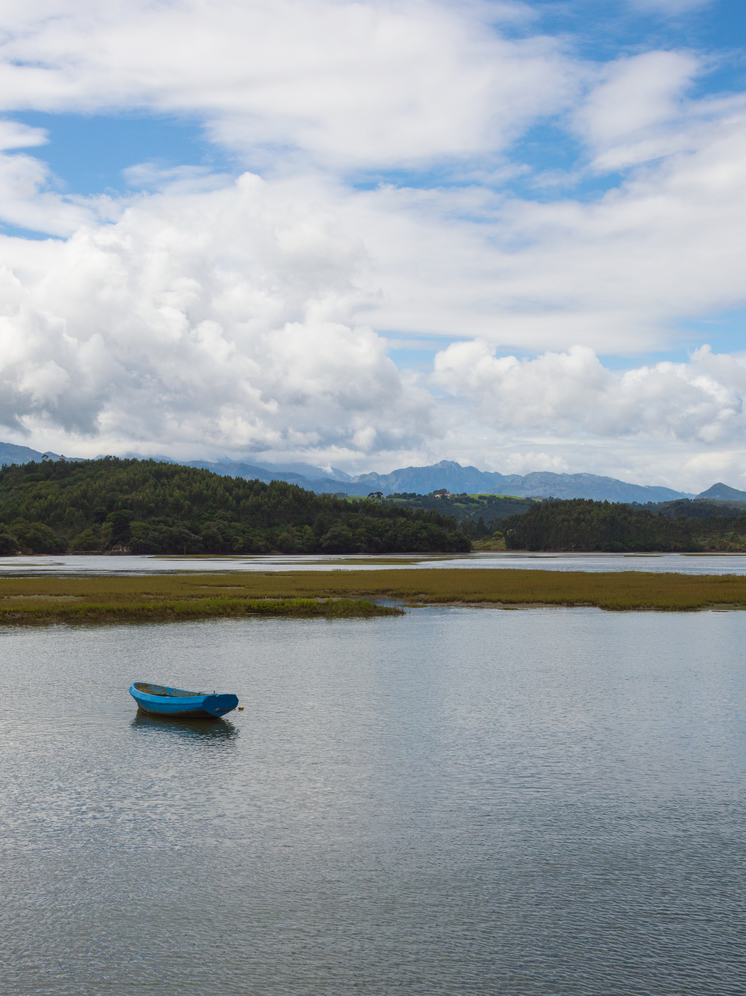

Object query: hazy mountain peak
[0,441,60,464]
[696,482,746,502]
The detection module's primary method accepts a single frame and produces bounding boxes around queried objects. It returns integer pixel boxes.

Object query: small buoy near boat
[238,706,244,711]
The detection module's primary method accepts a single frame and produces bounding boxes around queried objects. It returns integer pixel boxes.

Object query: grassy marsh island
[0,574,405,624]
[2,567,746,624]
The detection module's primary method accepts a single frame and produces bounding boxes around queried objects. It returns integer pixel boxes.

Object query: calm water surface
[2,608,745,994]
[3,550,746,575]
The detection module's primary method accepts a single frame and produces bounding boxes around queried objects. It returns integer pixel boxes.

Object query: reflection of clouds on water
[131,711,238,743]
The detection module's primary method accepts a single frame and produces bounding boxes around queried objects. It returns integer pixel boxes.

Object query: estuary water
[2,607,745,995]
[4,550,746,575]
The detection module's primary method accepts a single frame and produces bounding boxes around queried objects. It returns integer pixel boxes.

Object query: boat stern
[202,693,239,717]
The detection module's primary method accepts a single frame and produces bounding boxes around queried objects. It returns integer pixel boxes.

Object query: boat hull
[129,682,239,718]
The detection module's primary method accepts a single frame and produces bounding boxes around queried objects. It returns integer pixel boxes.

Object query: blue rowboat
[129,682,239,719]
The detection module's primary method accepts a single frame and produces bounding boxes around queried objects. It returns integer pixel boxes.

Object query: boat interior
[134,682,203,698]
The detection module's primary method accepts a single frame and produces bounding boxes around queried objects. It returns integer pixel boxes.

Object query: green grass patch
[1,567,746,619]
[0,589,402,625]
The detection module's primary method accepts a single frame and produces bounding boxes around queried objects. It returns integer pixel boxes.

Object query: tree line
[503,498,746,552]
[0,458,471,556]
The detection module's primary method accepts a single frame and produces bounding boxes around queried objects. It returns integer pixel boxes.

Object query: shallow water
[3,549,746,576]
[2,608,745,994]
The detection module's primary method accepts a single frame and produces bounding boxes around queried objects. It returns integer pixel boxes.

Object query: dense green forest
[0,458,470,555]
[630,498,746,520]
[378,492,538,539]
[503,498,746,552]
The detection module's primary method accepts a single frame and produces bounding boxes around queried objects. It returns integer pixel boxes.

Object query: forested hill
[381,492,539,539]
[0,458,470,556]
[502,498,746,552]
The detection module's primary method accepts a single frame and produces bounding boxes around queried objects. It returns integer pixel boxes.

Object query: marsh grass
[0,583,402,624]
[0,567,745,622]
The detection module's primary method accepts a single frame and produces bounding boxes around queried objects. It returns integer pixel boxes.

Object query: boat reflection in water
[131,709,239,741]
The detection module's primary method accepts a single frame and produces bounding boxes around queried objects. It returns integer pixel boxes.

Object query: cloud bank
[0,173,433,458]
[0,0,744,491]
[434,342,746,443]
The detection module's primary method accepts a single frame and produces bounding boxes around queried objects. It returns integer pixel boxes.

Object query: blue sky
[533,0,746,52]
[0,0,746,490]
[8,111,234,197]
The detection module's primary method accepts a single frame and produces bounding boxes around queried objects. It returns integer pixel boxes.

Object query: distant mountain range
[154,458,700,503]
[351,463,695,502]
[0,441,63,464]
[0,440,730,503]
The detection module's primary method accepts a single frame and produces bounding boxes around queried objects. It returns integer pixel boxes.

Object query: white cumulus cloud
[0,171,432,457]
[434,341,746,444]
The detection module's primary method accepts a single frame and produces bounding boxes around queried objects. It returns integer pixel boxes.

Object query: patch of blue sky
[346,137,621,205]
[384,334,462,373]
[8,112,238,196]
[510,120,579,172]
[686,59,746,109]
[499,1,746,113]
[526,1,746,62]
[505,122,629,201]
[596,308,746,369]
[347,161,502,193]
[386,346,441,372]
[647,0,746,54]
[0,222,60,241]
[676,306,746,352]
[508,0,655,58]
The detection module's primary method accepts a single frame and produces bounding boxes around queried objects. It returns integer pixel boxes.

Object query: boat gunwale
[133,681,207,699]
